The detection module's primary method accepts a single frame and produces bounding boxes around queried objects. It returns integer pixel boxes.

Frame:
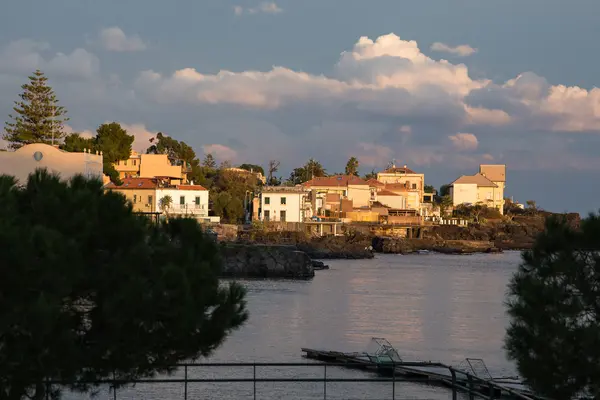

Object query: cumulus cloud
[202,144,238,162]
[234,2,283,16]
[430,42,478,57]
[0,39,99,79]
[448,132,478,151]
[135,32,600,138]
[98,27,147,52]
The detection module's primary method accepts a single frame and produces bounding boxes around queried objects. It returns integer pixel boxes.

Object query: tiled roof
[479,164,506,182]
[378,189,403,196]
[303,175,368,187]
[381,166,416,174]
[451,173,497,187]
[105,178,158,190]
[176,185,207,191]
[366,178,385,187]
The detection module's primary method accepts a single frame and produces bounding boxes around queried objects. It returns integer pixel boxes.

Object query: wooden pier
[302,338,545,400]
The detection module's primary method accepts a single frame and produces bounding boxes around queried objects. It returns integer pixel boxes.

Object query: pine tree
[3,70,69,150]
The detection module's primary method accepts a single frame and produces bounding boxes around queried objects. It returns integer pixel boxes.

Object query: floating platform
[302,338,543,400]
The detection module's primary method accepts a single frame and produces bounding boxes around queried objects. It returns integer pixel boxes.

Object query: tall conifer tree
[3,70,69,149]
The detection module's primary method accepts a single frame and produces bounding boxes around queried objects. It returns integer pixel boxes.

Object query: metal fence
[44,362,475,400]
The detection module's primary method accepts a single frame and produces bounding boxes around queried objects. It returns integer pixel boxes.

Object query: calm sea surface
[67,251,522,400]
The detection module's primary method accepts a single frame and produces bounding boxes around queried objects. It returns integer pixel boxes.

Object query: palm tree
[159,195,173,219]
[345,157,359,176]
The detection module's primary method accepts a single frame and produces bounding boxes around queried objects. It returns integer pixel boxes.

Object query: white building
[260,187,309,223]
[156,184,219,222]
[0,143,103,183]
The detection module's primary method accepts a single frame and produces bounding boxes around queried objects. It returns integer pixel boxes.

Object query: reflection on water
[65,251,521,399]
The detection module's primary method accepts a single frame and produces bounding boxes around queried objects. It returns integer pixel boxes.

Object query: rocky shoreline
[216,214,580,276]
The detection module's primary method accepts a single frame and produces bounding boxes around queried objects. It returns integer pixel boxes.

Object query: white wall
[377,194,405,209]
[260,192,305,222]
[451,183,477,206]
[156,188,209,217]
[0,143,103,183]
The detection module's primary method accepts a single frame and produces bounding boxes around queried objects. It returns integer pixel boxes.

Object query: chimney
[403,164,407,168]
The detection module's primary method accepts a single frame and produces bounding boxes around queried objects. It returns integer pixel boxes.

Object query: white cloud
[0,39,99,79]
[135,33,600,135]
[98,27,147,52]
[430,42,478,57]
[120,123,157,152]
[234,2,283,15]
[448,132,478,151]
[202,144,238,162]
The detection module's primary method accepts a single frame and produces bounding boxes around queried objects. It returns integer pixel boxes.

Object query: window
[180,196,185,204]
[264,197,270,205]
[264,210,270,221]
[148,195,153,205]
[412,183,417,190]
[281,197,286,205]
[124,160,128,166]
[280,210,286,222]
[195,196,201,208]
[133,194,137,203]
[133,160,137,166]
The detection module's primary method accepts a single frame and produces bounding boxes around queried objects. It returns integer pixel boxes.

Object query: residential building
[479,164,506,211]
[105,177,158,213]
[155,184,210,219]
[376,189,406,209]
[260,186,309,223]
[449,173,504,213]
[0,143,103,183]
[114,151,190,184]
[376,164,425,211]
[105,177,220,222]
[225,167,267,184]
[303,175,371,209]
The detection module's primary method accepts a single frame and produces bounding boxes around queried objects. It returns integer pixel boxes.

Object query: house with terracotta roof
[303,175,371,209]
[105,177,218,222]
[449,171,504,214]
[105,177,159,213]
[259,186,310,222]
[155,184,211,219]
[376,164,425,211]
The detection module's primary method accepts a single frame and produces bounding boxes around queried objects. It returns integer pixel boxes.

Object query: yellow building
[449,173,504,214]
[0,143,103,183]
[376,164,425,212]
[113,151,189,184]
[104,177,158,213]
[479,164,506,211]
[303,175,371,208]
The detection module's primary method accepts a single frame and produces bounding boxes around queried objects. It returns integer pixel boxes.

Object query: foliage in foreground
[505,213,600,399]
[0,169,247,400]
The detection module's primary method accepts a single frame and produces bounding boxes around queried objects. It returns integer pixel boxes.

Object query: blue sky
[1,0,599,214]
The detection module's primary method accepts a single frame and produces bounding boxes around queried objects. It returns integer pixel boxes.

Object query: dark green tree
[146,132,199,169]
[345,157,359,176]
[3,70,69,149]
[238,164,265,176]
[304,158,326,178]
[505,213,600,399]
[363,169,377,180]
[0,169,247,400]
[203,154,217,169]
[424,184,435,193]
[439,184,451,197]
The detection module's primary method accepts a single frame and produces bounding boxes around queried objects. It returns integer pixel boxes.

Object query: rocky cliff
[219,243,315,279]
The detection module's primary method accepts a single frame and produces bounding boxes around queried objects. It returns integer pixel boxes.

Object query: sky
[0,0,599,214]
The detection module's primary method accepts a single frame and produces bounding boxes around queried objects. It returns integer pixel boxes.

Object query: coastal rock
[296,233,375,260]
[311,260,329,270]
[372,237,502,254]
[220,243,315,279]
